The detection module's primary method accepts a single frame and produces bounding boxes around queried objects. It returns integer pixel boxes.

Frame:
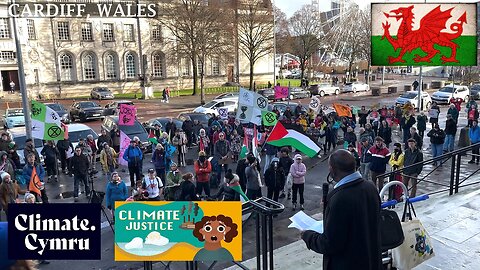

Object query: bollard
[371,87,381,96]
[388,86,397,94]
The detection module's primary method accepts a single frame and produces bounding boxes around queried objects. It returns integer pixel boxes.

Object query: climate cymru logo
[7,203,101,260]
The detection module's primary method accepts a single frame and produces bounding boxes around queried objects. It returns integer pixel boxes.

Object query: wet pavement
[3,74,480,269]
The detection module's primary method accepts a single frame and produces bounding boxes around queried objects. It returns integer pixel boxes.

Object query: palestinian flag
[239,132,249,159]
[267,122,321,158]
[148,129,158,144]
[371,3,476,66]
[229,182,249,201]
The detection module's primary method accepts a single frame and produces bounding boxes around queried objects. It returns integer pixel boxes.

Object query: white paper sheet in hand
[288,211,324,233]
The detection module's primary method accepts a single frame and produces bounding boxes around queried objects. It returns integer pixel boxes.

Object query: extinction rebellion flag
[31,100,64,140]
[371,3,477,66]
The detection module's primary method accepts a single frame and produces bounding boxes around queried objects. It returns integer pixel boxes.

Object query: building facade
[0,0,274,98]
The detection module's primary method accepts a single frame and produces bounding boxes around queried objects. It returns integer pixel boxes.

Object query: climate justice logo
[8,2,158,18]
[7,203,101,260]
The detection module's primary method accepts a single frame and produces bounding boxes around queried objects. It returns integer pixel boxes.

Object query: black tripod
[88,172,115,233]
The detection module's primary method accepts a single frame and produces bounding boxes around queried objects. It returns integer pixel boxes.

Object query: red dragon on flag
[381,5,467,64]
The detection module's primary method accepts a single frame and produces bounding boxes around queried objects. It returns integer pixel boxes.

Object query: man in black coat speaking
[301,149,382,270]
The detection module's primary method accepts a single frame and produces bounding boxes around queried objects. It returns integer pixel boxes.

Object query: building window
[124,24,134,42]
[27,19,36,40]
[59,53,74,81]
[105,52,117,79]
[182,58,190,76]
[0,18,10,39]
[152,52,164,78]
[81,22,93,41]
[103,23,114,41]
[151,25,162,42]
[82,52,97,80]
[0,51,16,61]
[57,22,70,40]
[211,58,220,75]
[125,52,136,79]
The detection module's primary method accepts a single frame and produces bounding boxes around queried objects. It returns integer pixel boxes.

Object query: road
[2,74,459,269]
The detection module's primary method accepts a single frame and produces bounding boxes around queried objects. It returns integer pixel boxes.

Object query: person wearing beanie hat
[212,169,244,201]
[347,144,360,170]
[290,154,306,210]
[0,172,26,216]
[152,143,168,186]
[264,157,285,204]
[100,143,118,179]
[195,150,212,197]
[24,193,36,204]
[105,172,128,223]
[178,173,199,201]
[123,138,143,188]
[0,151,15,182]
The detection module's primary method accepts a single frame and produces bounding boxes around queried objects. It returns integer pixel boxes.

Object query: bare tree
[196,3,234,104]
[162,0,231,104]
[323,4,370,82]
[237,0,275,91]
[289,5,322,81]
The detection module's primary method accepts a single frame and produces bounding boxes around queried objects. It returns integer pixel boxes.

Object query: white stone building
[0,0,274,98]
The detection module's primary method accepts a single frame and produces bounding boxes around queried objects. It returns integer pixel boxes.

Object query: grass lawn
[275,79,302,87]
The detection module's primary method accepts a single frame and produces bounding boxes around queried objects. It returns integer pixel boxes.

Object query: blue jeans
[431,144,443,165]
[443,135,455,152]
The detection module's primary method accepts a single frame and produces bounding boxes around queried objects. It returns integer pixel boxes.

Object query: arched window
[59,53,74,81]
[104,52,118,79]
[152,52,165,78]
[125,52,136,79]
[82,52,97,80]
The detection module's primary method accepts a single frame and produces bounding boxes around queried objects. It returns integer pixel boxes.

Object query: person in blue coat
[22,153,48,203]
[105,172,128,223]
[468,120,480,164]
[123,140,143,188]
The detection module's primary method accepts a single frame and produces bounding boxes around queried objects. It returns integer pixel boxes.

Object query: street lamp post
[11,7,32,140]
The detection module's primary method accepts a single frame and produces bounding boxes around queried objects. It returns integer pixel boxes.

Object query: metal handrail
[379,141,480,178]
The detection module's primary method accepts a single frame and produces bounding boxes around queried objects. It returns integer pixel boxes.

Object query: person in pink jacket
[290,154,307,210]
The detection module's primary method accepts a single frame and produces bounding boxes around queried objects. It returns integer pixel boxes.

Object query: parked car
[102,116,151,151]
[66,123,99,149]
[45,103,70,123]
[90,87,114,100]
[7,127,44,166]
[257,88,275,100]
[308,83,340,96]
[289,88,311,100]
[470,84,480,100]
[214,92,239,100]
[193,98,238,116]
[103,100,135,116]
[69,101,104,122]
[342,82,370,93]
[286,72,301,79]
[270,102,308,115]
[3,108,25,129]
[396,91,432,110]
[313,72,330,80]
[177,113,210,126]
[144,117,184,133]
[431,84,470,104]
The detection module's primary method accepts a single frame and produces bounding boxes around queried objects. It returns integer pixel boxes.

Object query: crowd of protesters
[1,93,480,220]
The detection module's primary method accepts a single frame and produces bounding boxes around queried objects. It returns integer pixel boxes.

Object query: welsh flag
[267,122,321,158]
[239,132,249,159]
[31,100,64,140]
[371,3,476,66]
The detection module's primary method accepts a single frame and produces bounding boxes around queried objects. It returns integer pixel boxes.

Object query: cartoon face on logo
[192,215,238,261]
[415,233,426,254]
